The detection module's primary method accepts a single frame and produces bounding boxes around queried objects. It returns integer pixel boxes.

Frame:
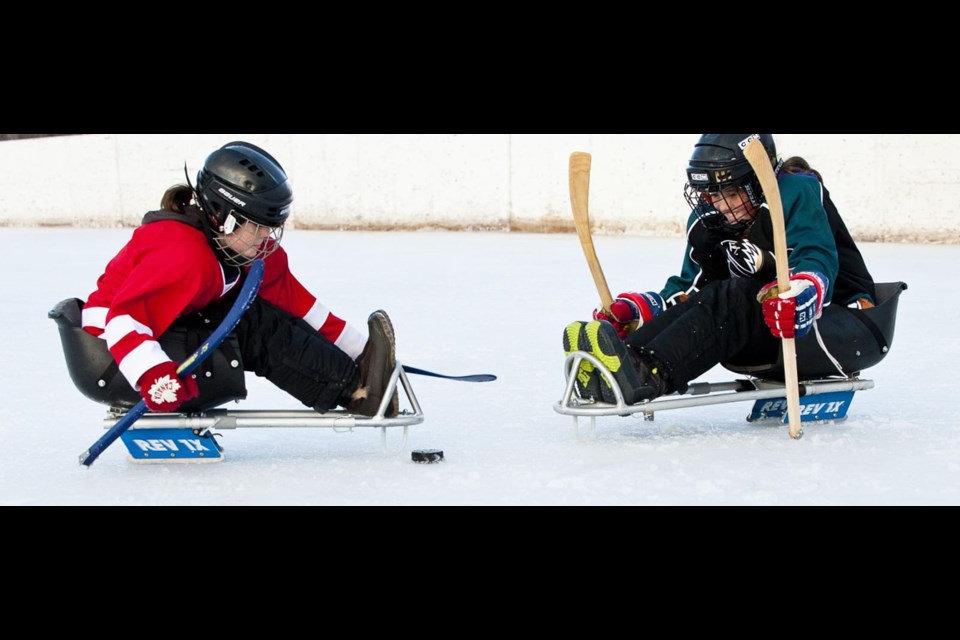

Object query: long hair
[160,184,195,213]
[781,156,823,184]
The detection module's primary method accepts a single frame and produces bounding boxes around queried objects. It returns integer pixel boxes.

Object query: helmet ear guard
[221,212,240,235]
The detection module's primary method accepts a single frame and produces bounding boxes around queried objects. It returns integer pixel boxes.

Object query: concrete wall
[1,134,957,242]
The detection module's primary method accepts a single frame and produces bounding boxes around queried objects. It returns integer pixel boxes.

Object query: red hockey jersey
[82,220,365,389]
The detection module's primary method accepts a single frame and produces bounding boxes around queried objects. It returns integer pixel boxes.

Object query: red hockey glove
[592,291,665,338]
[137,361,199,412]
[722,239,777,280]
[757,271,827,339]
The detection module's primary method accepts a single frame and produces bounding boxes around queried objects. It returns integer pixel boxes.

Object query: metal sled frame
[105,360,425,455]
[555,351,874,432]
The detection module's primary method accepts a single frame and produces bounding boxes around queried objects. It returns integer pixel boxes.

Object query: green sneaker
[583,320,654,405]
[563,321,603,401]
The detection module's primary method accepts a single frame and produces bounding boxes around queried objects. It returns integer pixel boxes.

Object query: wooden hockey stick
[569,152,614,312]
[742,136,803,440]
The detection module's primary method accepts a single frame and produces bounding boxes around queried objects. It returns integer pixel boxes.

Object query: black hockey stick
[78,259,266,467]
[402,365,496,382]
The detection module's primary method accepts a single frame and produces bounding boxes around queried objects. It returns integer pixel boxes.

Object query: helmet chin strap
[710,215,754,239]
[183,162,197,196]
[186,162,239,265]
[187,160,239,248]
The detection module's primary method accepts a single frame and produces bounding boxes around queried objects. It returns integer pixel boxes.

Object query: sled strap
[97,359,120,388]
[848,308,889,354]
[813,320,848,379]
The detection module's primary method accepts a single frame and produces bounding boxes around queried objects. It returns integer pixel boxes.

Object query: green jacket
[661,173,841,304]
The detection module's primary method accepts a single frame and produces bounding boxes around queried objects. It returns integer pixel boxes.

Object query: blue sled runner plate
[748,390,855,423]
[120,429,224,463]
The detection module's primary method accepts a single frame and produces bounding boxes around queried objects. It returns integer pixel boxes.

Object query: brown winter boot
[347,310,399,418]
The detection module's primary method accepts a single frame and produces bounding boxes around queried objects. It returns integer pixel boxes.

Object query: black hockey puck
[412,449,444,464]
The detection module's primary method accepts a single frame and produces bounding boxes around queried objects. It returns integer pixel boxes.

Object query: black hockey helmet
[684,134,779,235]
[196,141,293,229]
[685,134,777,206]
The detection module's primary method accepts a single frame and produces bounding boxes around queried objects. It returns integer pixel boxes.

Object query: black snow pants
[231,298,361,412]
[625,278,867,391]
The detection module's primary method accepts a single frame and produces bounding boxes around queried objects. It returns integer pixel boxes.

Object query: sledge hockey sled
[50,297,424,464]
[555,282,907,435]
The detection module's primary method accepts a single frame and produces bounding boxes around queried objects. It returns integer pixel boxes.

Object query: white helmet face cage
[683,174,763,237]
[212,213,284,267]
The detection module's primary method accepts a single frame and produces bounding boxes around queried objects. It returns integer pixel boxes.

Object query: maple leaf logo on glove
[148,375,182,406]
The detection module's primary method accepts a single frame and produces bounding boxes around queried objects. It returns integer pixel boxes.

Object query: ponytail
[160,185,195,213]
[781,157,823,184]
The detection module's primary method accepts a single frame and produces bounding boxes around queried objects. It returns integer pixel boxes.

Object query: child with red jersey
[83,141,397,417]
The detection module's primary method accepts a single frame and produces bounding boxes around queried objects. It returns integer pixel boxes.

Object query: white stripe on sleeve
[102,314,155,350]
[81,306,109,330]
[119,340,172,389]
[302,300,332,332]
[336,323,367,361]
